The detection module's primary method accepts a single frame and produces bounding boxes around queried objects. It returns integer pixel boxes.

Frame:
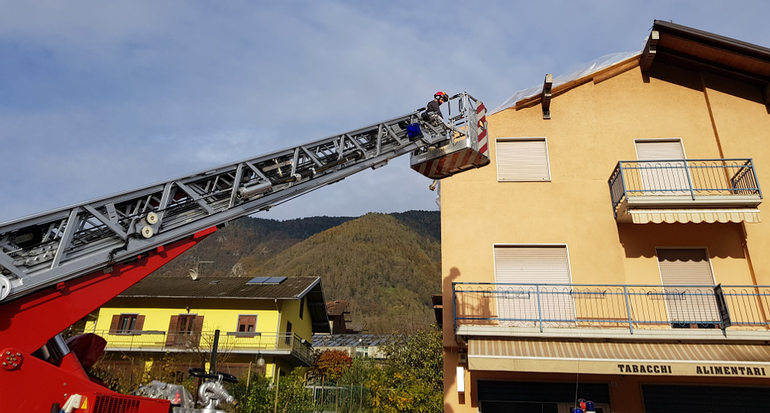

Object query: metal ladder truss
[0,92,482,303]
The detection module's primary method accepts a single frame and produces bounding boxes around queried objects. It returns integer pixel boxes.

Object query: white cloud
[2,0,770,223]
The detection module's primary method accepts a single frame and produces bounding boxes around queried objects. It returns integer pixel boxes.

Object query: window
[657,248,719,328]
[493,245,574,326]
[285,321,292,345]
[166,314,204,347]
[109,313,144,334]
[119,315,137,333]
[177,315,197,335]
[635,139,689,195]
[237,315,257,332]
[496,138,551,181]
[299,297,305,320]
[355,346,369,358]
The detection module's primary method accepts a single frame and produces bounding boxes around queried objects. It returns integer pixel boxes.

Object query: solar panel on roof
[246,276,287,285]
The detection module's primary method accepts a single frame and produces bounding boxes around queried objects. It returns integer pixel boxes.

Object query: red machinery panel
[0,228,215,412]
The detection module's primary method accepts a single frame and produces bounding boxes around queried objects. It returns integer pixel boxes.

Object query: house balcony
[95,330,313,366]
[608,159,762,224]
[453,282,770,342]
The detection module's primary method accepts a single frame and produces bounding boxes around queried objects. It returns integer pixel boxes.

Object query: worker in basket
[423,91,448,125]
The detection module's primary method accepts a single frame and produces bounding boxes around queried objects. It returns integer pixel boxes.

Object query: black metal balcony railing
[453,282,770,334]
[608,159,762,217]
[97,331,313,365]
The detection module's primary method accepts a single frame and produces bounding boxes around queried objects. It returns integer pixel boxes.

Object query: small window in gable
[496,138,551,182]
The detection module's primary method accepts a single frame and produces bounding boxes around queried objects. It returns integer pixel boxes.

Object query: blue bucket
[406,123,423,140]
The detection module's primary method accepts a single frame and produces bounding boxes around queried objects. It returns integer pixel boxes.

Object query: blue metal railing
[608,158,762,217]
[453,282,770,334]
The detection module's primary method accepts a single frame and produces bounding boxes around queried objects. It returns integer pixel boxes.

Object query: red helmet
[434,91,448,101]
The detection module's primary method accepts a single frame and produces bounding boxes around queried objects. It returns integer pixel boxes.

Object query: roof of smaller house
[326,300,349,316]
[312,333,398,348]
[117,275,331,333]
[119,276,319,299]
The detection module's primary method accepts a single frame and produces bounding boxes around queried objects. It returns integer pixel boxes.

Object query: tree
[385,328,443,392]
[368,327,443,413]
[238,369,313,413]
[239,374,273,413]
[310,349,353,383]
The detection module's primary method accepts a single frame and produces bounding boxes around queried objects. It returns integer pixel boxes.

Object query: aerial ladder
[0,92,488,412]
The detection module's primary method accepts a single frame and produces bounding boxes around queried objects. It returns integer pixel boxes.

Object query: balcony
[608,159,762,223]
[453,282,770,341]
[96,331,313,366]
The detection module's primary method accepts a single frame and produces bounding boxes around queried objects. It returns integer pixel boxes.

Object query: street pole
[274,368,280,413]
[209,329,220,374]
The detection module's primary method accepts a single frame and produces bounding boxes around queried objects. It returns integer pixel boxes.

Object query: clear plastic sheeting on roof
[491,51,642,114]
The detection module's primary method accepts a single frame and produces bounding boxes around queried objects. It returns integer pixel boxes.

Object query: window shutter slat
[635,140,689,194]
[493,246,573,326]
[657,248,719,323]
[109,314,120,334]
[166,315,179,346]
[658,249,713,285]
[636,140,685,160]
[193,316,205,346]
[134,315,145,333]
[497,139,550,181]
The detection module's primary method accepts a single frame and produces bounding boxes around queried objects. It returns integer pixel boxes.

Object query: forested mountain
[152,215,356,278]
[246,213,441,333]
[149,211,441,333]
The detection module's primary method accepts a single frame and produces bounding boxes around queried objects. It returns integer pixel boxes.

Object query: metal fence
[453,282,770,333]
[608,158,762,216]
[308,385,371,413]
[95,330,312,364]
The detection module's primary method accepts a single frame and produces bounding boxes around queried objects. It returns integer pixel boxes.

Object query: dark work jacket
[426,100,443,118]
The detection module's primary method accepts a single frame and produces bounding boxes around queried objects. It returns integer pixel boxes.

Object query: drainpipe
[741,223,768,326]
[274,299,281,351]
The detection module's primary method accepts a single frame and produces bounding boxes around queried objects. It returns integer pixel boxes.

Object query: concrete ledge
[455,325,770,343]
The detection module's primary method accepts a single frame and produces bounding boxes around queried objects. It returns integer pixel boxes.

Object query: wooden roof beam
[542,74,553,119]
[640,30,659,72]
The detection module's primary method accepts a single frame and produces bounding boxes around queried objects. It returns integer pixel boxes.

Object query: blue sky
[2,1,769,222]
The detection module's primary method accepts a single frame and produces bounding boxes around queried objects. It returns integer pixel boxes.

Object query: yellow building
[442,21,770,413]
[86,275,330,382]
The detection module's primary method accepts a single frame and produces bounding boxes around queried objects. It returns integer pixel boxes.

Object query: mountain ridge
[149,211,441,332]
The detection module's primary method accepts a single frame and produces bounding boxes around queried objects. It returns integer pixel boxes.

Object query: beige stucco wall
[441,61,770,413]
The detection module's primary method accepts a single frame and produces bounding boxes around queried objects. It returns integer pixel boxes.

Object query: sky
[2,1,770,223]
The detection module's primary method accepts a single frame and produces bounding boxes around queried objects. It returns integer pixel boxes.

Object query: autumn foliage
[311,349,353,383]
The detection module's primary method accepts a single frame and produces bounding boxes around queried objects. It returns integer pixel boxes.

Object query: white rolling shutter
[493,245,574,326]
[496,139,550,181]
[635,139,690,195]
[636,140,685,161]
[657,248,719,325]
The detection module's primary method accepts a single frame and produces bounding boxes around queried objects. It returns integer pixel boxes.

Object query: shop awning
[468,338,770,378]
[629,208,761,224]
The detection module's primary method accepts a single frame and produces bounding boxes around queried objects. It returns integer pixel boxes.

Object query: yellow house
[442,21,770,413]
[86,275,330,382]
